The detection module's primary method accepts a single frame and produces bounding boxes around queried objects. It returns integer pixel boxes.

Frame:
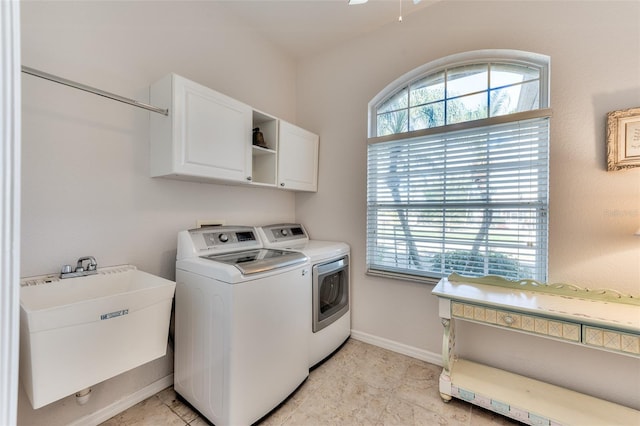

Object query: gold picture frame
[607,106,640,171]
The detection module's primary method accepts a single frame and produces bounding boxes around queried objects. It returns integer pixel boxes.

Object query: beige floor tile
[100,395,186,426]
[349,345,412,391]
[380,396,469,426]
[187,416,212,426]
[393,360,441,409]
[156,386,200,423]
[311,341,364,381]
[320,374,389,423]
[104,339,524,426]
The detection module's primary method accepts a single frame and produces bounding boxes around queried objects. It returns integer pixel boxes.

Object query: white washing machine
[257,224,350,367]
[174,226,310,426]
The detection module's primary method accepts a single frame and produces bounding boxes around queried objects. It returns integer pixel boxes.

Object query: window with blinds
[367,51,550,283]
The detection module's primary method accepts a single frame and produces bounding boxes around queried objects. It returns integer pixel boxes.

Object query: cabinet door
[173,76,252,182]
[278,121,319,192]
[151,74,252,182]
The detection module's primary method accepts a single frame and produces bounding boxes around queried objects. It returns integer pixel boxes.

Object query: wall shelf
[252,145,276,156]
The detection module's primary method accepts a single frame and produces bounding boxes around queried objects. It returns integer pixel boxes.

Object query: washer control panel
[180,226,262,257]
[202,229,256,247]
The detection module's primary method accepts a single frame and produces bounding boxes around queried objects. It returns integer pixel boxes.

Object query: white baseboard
[350,329,443,367]
[68,374,174,426]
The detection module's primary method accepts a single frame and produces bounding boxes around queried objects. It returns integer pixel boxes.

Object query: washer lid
[201,249,307,275]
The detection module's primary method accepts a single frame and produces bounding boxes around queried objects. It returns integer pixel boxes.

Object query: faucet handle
[61,264,72,274]
[76,256,98,272]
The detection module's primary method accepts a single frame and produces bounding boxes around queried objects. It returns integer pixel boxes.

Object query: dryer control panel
[259,223,308,244]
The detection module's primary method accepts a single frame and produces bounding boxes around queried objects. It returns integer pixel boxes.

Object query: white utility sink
[20,265,176,409]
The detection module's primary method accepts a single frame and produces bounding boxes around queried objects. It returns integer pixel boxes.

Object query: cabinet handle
[503,315,515,325]
[280,182,285,187]
[246,176,252,181]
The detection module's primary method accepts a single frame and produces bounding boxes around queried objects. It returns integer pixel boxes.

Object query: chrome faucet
[60,256,98,279]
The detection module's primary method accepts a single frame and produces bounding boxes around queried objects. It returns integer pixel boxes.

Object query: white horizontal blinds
[367,116,549,281]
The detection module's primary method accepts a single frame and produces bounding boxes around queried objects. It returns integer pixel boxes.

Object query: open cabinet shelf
[251,110,278,186]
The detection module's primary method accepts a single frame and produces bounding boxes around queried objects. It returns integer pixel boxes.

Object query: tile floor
[100,339,519,425]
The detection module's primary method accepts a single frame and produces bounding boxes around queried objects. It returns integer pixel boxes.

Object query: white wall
[296,0,640,410]
[19,2,298,424]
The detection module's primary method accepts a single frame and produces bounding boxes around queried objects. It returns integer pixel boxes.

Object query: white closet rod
[21,66,169,116]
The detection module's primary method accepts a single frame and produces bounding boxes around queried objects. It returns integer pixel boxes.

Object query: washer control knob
[218,233,229,243]
[281,229,289,237]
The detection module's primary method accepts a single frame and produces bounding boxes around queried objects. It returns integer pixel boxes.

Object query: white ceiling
[218,0,439,59]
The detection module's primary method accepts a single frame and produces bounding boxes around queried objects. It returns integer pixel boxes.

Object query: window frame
[366,49,551,284]
[368,50,550,138]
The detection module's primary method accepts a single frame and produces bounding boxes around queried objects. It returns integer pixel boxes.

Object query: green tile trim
[529,413,551,426]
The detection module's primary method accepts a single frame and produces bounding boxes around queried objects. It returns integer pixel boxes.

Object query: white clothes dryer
[174,226,310,426]
[257,224,350,367]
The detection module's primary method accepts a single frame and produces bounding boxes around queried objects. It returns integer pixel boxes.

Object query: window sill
[366,269,440,286]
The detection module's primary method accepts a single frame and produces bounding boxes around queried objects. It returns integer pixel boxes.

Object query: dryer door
[312,256,349,332]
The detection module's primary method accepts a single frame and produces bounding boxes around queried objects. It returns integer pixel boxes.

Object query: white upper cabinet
[278,121,319,192]
[150,74,252,184]
[149,73,318,192]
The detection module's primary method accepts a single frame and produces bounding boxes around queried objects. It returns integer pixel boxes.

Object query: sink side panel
[20,299,172,409]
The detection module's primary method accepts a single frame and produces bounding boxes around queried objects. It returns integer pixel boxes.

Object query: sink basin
[20,265,176,409]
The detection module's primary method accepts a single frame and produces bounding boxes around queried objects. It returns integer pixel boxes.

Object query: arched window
[366,50,550,283]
